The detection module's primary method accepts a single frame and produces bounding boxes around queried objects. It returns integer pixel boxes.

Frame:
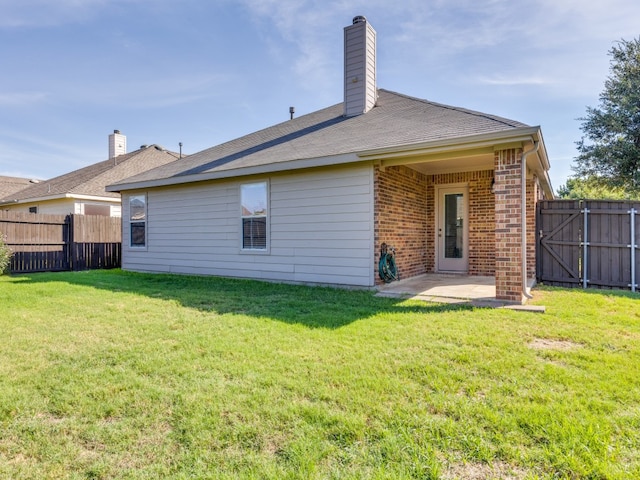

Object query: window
[241,182,268,250]
[28,206,38,213]
[84,204,111,216]
[129,194,146,247]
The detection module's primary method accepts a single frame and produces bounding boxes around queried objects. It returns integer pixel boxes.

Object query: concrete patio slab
[377,273,495,301]
[376,273,544,311]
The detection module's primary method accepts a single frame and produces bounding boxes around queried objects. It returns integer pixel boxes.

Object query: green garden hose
[378,243,398,283]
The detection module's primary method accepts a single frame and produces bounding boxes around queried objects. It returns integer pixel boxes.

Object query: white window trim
[240,181,270,254]
[128,193,148,250]
[434,183,469,273]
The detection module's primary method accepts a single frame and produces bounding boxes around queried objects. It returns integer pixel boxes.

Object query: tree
[573,37,640,195]
[0,234,11,275]
[557,176,640,200]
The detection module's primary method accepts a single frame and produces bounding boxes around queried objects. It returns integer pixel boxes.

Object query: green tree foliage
[557,176,640,200]
[0,234,12,274]
[573,37,640,195]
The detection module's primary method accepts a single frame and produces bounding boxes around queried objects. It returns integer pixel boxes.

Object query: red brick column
[494,148,524,303]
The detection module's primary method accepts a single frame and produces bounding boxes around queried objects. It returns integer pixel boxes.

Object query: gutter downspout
[521,141,539,300]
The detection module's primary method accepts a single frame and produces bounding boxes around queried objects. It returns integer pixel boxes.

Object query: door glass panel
[444,193,463,259]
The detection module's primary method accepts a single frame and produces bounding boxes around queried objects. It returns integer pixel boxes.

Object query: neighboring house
[0,176,42,199]
[107,16,553,303]
[0,131,180,217]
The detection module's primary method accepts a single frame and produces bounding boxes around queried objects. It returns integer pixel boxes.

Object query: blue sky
[1,0,639,191]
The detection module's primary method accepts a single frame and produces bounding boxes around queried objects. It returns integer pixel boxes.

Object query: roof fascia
[0,193,119,206]
[362,126,553,198]
[0,194,67,206]
[357,127,543,161]
[107,126,554,195]
[376,146,495,171]
[520,139,554,198]
[106,152,361,192]
[64,194,120,202]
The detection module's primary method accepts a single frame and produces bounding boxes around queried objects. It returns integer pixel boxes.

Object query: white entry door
[437,186,469,272]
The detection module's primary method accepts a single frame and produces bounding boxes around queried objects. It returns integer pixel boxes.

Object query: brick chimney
[109,129,126,159]
[344,16,377,117]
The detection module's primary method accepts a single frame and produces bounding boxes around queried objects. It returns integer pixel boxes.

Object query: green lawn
[0,270,639,479]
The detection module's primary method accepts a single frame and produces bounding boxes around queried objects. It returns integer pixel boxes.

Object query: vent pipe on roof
[289,106,295,120]
[109,129,126,159]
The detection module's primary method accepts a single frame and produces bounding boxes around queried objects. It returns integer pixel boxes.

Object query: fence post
[631,208,637,292]
[67,214,74,271]
[582,203,589,289]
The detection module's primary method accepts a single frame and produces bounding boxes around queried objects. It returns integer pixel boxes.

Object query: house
[0,176,42,199]
[0,131,180,217]
[107,16,553,303]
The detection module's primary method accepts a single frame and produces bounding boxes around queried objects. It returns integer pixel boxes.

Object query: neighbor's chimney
[344,15,377,117]
[109,129,127,159]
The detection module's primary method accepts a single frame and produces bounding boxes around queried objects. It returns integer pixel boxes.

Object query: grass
[0,269,639,479]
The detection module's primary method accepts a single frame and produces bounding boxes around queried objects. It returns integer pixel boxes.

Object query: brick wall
[494,148,524,302]
[375,152,540,303]
[426,170,495,276]
[374,165,427,283]
[374,166,496,283]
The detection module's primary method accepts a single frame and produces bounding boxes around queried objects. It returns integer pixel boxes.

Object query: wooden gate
[537,200,640,291]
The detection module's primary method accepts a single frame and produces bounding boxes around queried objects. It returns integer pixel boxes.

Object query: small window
[129,194,146,247]
[241,182,268,250]
[28,206,38,214]
[84,204,111,216]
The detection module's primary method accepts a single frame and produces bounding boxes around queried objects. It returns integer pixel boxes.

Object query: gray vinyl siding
[344,19,376,117]
[122,164,375,287]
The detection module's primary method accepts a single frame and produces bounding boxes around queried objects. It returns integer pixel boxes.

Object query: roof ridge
[378,88,528,129]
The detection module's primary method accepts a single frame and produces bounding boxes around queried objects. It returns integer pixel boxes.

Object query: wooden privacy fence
[537,200,640,291]
[0,212,121,273]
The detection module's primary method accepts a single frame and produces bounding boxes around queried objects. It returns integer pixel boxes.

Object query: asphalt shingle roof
[0,176,41,199]
[1,146,180,203]
[112,89,531,188]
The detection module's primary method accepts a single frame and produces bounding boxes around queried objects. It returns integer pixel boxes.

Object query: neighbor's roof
[108,89,539,191]
[1,145,180,204]
[0,176,42,199]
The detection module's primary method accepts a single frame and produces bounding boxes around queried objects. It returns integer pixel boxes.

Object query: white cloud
[237,0,342,97]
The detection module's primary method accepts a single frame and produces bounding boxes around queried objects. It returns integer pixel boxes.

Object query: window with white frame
[241,182,268,250]
[129,194,146,247]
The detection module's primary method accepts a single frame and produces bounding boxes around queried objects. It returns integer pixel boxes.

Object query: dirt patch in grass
[442,460,527,479]
[528,338,582,351]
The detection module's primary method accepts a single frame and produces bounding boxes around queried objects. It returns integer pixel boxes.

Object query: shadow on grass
[10,269,475,329]
[536,283,640,300]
